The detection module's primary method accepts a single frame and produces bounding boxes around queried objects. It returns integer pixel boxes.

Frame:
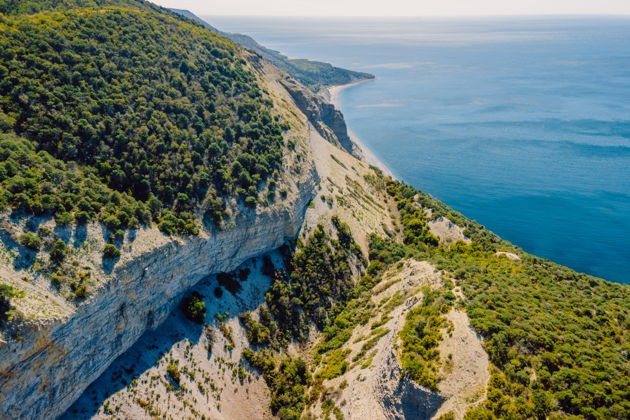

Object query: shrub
[166,363,180,384]
[54,211,73,226]
[102,244,121,259]
[0,284,25,299]
[75,211,90,224]
[19,233,41,251]
[74,283,88,299]
[181,291,205,324]
[49,240,67,263]
[244,195,257,208]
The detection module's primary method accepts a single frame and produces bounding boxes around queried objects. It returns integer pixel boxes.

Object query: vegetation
[242,349,311,420]
[399,287,453,390]
[456,250,630,419]
[0,0,166,15]
[233,220,367,418]
[0,283,24,324]
[49,239,68,263]
[166,362,180,385]
[0,133,152,230]
[0,4,289,234]
[102,244,121,259]
[378,176,630,419]
[18,232,41,250]
[181,291,206,324]
[263,219,364,344]
[239,311,273,346]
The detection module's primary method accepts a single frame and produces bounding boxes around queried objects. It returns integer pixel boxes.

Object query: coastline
[324,79,395,178]
[325,79,370,110]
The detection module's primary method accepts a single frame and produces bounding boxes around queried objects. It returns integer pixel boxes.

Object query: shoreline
[324,79,395,177]
[325,79,371,110]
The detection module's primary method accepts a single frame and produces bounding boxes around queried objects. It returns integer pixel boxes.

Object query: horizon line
[193,12,630,19]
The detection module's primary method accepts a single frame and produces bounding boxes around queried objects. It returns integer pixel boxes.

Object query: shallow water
[210,16,630,284]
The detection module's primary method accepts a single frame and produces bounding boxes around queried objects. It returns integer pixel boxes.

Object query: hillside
[0,0,166,14]
[170,8,375,92]
[0,1,628,420]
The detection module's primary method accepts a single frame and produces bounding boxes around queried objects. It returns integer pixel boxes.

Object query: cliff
[281,77,364,159]
[0,13,323,415]
[0,157,316,419]
[1,3,628,420]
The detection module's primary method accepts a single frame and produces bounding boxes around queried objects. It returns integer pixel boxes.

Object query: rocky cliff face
[280,77,363,159]
[0,163,317,420]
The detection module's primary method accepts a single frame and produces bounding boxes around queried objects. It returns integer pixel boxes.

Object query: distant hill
[170,8,374,92]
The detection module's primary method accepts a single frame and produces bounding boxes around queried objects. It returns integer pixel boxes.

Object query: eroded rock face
[0,169,317,420]
[428,216,470,246]
[280,77,362,159]
[377,348,445,419]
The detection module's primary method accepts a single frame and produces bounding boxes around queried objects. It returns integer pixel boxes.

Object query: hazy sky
[151,0,630,17]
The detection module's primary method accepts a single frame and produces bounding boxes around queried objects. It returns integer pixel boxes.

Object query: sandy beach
[326,79,370,110]
[325,79,395,177]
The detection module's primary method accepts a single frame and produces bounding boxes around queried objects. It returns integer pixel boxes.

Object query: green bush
[244,196,258,208]
[18,233,41,251]
[399,288,452,390]
[74,283,88,299]
[166,363,180,385]
[181,292,205,324]
[0,284,25,299]
[102,244,121,259]
[49,240,67,263]
[242,350,310,418]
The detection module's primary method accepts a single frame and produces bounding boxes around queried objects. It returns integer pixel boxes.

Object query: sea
[208,16,630,284]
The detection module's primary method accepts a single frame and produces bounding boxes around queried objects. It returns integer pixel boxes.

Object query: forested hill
[170,8,375,92]
[0,1,291,235]
[0,0,165,15]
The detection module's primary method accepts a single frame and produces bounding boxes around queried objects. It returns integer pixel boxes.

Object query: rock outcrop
[377,349,446,419]
[0,165,317,420]
[305,260,489,420]
[280,77,363,159]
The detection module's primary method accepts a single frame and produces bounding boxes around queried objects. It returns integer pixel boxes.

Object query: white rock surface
[0,167,316,420]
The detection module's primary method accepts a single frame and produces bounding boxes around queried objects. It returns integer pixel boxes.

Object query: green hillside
[0,4,288,234]
[380,179,630,419]
[0,0,163,15]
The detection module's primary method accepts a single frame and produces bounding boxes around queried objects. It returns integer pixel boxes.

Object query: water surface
[208,16,630,284]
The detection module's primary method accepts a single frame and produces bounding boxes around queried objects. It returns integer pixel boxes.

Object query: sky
[151,0,630,17]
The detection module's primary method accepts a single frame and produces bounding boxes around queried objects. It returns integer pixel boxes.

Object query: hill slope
[0,5,289,234]
[0,2,628,420]
[0,0,165,14]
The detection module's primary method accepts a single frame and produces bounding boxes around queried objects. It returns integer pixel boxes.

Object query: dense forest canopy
[0,4,289,234]
[0,0,164,15]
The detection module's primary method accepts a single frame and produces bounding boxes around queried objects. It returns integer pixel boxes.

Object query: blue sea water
[209,16,630,284]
